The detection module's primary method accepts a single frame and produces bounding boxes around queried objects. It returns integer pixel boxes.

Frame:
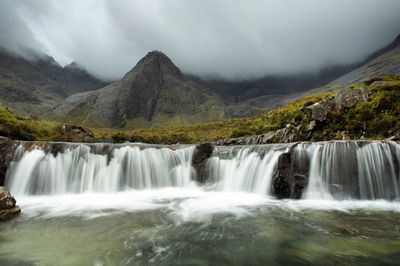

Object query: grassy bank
[0,75,399,144]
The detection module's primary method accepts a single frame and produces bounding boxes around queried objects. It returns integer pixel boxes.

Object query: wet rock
[0,187,21,220]
[192,143,214,183]
[0,186,16,209]
[0,205,21,220]
[272,143,310,199]
[62,124,95,142]
[0,137,19,186]
[21,131,36,141]
[334,87,369,111]
[261,131,276,143]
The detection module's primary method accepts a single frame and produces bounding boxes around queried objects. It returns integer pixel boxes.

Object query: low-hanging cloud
[1,0,400,81]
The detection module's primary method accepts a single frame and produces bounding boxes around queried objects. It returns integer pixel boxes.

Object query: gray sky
[1,0,400,81]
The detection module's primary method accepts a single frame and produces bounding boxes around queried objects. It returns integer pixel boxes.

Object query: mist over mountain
[0,49,107,115]
[1,0,400,81]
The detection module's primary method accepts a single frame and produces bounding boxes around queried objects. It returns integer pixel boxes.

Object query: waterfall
[303,141,400,200]
[206,147,282,194]
[4,141,400,200]
[6,144,196,195]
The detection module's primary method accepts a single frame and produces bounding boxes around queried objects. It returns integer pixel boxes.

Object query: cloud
[1,0,400,80]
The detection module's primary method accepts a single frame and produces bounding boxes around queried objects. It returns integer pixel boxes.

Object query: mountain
[318,34,400,91]
[53,51,227,128]
[222,33,400,118]
[0,49,107,115]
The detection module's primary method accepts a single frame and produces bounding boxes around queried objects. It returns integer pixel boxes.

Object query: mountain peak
[123,50,182,79]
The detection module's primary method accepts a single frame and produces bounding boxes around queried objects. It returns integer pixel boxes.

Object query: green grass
[1,75,399,143]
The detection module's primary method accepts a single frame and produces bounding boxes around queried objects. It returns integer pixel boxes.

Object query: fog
[1,0,400,80]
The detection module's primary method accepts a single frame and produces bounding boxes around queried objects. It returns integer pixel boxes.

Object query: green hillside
[1,75,398,144]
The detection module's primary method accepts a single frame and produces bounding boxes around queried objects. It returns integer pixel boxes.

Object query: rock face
[54,51,227,129]
[192,143,214,183]
[0,49,107,116]
[0,137,19,186]
[271,143,310,199]
[0,187,21,220]
[62,125,95,142]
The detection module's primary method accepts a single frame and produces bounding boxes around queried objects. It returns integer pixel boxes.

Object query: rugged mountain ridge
[53,51,227,128]
[0,49,107,115]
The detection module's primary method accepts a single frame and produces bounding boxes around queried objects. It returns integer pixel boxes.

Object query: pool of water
[1,188,400,266]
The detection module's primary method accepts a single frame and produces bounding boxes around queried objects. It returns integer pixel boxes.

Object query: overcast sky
[1,0,400,81]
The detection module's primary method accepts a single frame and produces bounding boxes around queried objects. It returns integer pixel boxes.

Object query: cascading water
[206,147,282,194]
[2,141,400,266]
[302,141,400,200]
[6,144,197,195]
[4,141,400,200]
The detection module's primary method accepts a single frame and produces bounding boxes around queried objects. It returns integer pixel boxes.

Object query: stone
[192,143,214,183]
[271,143,310,199]
[0,137,19,186]
[63,124,95,142]
[334,87,369,111]
[307,120,317,131]
[261,131,276,144]
[0,187,20,220]
[21,131,36,141]
[303,102,329,122]
[0,186,16,209]
[0,205,21,220]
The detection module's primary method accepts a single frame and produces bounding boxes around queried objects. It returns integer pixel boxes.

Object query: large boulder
[334,87,369,111]
[62,125,95,142]
[192,143,214,183]
[271,143,310,199]
[0,186,21,220]
[303,102,329,122]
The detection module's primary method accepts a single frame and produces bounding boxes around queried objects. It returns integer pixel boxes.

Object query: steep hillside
[319,34,400,91]
[52,51,227,129]
[0,49,107,115]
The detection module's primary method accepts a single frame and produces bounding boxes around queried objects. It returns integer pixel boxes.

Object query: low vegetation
[0,75,399,143]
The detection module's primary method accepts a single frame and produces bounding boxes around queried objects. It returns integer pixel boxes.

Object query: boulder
[192,143,214,183]
[0,137,19,186]
[271,143,310,199]
[0,186,21,220]
[303,102,329,122]
[0,206,21,220]
[334,87,369,111]
[63,125,95,142]
[0,186,16,209]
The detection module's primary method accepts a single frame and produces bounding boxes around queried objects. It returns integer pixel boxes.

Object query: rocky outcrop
[0,137,19,186]
[271,143,310,199]
[216,86,381,146]
[0,186,21,220]
[192,143,214,183]
[62,125,95,142]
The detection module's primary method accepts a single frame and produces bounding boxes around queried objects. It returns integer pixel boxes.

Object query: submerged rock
[0,186,21,220]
